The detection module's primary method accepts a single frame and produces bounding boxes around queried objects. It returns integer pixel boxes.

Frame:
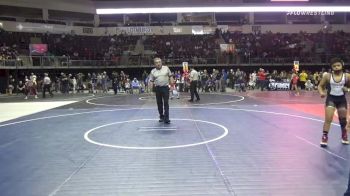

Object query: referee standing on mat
[149,57,174,124]
[188,66,200,102]
[345,172,350,196]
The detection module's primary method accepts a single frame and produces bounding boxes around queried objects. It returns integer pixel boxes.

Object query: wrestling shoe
[320,134,328,147]
[342,130,349,145]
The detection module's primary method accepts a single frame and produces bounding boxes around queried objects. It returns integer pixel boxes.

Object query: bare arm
[169,76,174,85]
[341,73,350,93]
[346,73,350,88]
[148,72,154,89]
[168,67,174,85]
[345,73,350,133]
[318,73,329,98]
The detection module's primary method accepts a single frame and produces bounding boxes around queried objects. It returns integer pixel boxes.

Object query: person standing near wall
[42,73,53,98]
[188,66,200,102]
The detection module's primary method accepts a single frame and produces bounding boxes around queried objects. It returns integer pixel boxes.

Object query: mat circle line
[86,94,245,107]
[84,118,228,150]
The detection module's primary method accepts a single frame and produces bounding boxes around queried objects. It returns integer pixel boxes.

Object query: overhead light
[17,24,23,30]
[97,6,350,14]
[271,0,309,2]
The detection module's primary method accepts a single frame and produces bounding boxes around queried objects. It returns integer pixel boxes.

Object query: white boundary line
[49,95,95,102]
[294,135,346,160]
[0,106,339,128]
[139,96,191,100]
[86,94,245,107]
[0,94,95,101]
[138,127,177,129]
[85,95,135,107]
[0,95,22,99]
[84,118,228,150]
[139,129,177,132]
[246,91,323,103]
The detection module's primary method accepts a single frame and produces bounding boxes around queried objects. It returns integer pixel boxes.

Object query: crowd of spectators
[220,30,350,64]
[7,69,147,97]
[0,44,18,60]
[0,31,138,61]
[1,30,350,65]
[7,66,332,98]
[143,34,219,64]
[42,33,138,61]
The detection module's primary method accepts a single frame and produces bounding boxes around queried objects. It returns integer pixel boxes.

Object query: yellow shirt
[299,72,308,82]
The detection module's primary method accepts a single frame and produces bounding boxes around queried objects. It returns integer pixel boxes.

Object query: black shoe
[159,116,164,122]
[188,99,193,102]
[164,119,171,124]
[195,98,200,102]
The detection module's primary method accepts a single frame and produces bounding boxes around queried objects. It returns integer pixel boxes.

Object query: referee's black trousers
[155,86,170,120]
[345,170,350,196]
[190,81,200,101]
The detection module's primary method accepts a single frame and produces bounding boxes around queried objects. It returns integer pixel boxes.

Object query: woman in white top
[318,58,350,147]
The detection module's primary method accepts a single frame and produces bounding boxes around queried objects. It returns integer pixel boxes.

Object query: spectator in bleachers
[1,30,350,64]
[299,70,308,90]
[248,71,257,90]
[7,75,15,95]
[16,80,25,95]
[111,71,119,95]
[42,73,53,98]
[220,69,227,92]
[291,70,300,96]
[131,78,140,94]
[125,79,131,94]
[305,80,314,91]
[257,68,266,91]
[25,74,38,99]
[72,76,77,94]
[60,73,69,94]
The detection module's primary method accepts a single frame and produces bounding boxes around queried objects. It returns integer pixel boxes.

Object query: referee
[188,67,200,102]
[149,58,174,124]
[345,171,350,196]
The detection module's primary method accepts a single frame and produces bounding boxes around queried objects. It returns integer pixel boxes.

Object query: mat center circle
[84,118,228,150]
